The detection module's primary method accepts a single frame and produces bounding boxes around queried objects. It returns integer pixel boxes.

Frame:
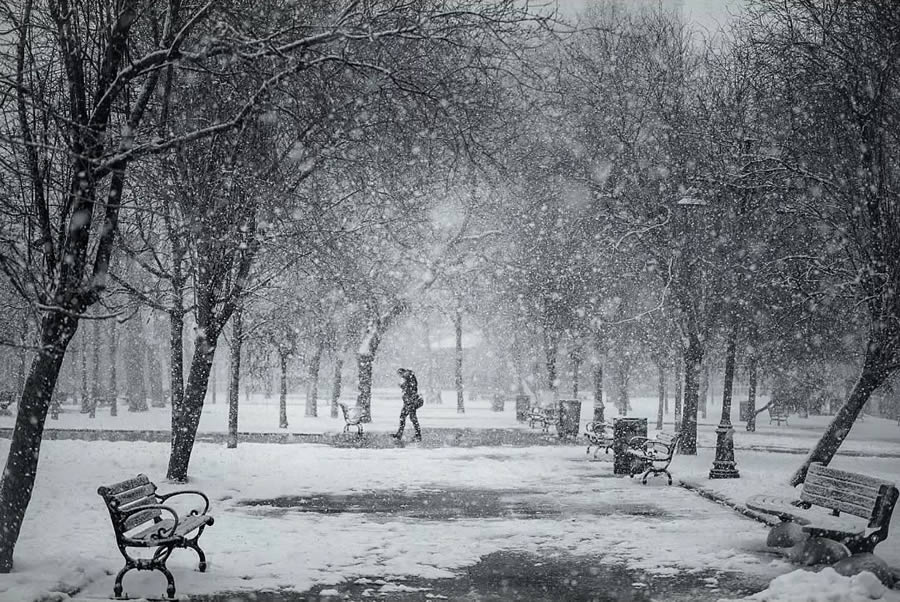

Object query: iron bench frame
[625,431,682,485]
[339,402,364,437]
[98,474,214,599]
[584,420,613,458]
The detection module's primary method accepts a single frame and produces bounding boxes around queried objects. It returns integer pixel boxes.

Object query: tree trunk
[167,335,217,482]
[91,317,101,400]
[656,362,666,430]
[148,338,165,407]
[543,329,559,394]
[357,352,374,422]
[169,309,184,429]
[16,319,28,397]
[789,350,891,486]
[210,361,217,405]
[572,353,581,399]
[306,341,323,417]
[0,311,76,570]
[746,354,758,432]
[615,361,630,416]
[330,355,343,418]
[227,306,243,449]
[279,352,288,429]
[109,320,118,416]
[455,309,464,414]
[593,361,603,421]
[80,329,90,413]
[721,334,736,425]
[681,336,704,455]
[674,353,683,429]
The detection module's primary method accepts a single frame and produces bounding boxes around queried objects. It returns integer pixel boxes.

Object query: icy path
[0,440,791,601]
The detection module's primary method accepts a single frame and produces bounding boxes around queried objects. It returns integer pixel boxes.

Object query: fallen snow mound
[722,568,900,602]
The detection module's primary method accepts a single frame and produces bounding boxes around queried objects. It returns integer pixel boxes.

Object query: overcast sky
[555,0,745,34]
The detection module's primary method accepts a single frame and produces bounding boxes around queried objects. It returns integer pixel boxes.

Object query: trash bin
[557,399,582,439]
[593,403,605,424]
[739,401,749,422]
[492,394,505,413]
[613,417,647,475]
[515,395,530,423]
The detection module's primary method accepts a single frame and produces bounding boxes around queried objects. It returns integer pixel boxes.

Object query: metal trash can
[557,399,582,439]
[515,395,530,423]
[613,417,647,475]
[593,403,605,424]
[492,394,505,413]
[739,401,750,422]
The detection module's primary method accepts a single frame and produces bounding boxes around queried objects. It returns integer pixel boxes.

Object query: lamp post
[709,331,740,478]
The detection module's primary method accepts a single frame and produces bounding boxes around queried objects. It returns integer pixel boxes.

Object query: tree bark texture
[279,352,289,429]
[746,355,758,432]
[790,349,892,486]
[305,341,323,417]
[0,311,77,570]
[656,363,666,430]
[455,309,464,414]
[330,356,343,418]
[681,337,704,455]
[109,320,118,416]
[167,335,216,481]
[674,353,683,427]
[227,307,243,449]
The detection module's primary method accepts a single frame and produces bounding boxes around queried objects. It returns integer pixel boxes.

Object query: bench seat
[126,513,214,545]
[745,494,866,535]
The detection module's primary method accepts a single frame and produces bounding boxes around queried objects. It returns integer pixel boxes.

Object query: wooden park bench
[98,474,214,599]
[339,402,364,437]
[746,462,898,554]
[624,431,682,485]
[527,406,554,433]
[584,420,613,458]
[769,405,789,426]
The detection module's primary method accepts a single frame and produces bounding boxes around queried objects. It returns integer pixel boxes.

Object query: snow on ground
[721,568,900,602]
[0,440,791,601]
[13,390,900,457]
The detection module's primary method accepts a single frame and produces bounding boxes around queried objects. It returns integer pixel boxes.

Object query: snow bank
[722,568,900,602]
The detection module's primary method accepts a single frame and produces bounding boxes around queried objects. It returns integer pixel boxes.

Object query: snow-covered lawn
[13,390,900,458]
[0,439,794,601]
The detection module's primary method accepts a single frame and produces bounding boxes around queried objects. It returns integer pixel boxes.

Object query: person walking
[392,368,423,442]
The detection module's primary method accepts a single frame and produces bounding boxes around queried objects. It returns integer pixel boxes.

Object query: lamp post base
[709,423,740,479]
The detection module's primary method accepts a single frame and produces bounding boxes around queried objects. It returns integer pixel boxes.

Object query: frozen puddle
[187,550,766,601]
[236,487,668,520]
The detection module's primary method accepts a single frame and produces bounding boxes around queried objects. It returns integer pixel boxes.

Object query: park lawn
[0,439,794,601]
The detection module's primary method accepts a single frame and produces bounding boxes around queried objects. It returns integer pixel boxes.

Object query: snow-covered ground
[1,440,793,601]
[15,389,900,457]
[1,391,899,601]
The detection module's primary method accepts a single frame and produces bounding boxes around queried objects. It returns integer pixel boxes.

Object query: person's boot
[391,432,402,440]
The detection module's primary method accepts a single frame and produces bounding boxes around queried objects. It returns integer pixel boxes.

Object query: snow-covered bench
[746,462,898,554]
[584,420,613,458]
[624,431,682,485]
[527,407,554,433]
[98,474,214,599]
[339,402,364,437]
[769,405,789,426]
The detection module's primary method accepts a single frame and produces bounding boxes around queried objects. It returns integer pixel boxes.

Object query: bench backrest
[801,463,899,527]
[98,474,160,536]
[648,432,681,457]
[769,405,787,417]
[339,403,361,424]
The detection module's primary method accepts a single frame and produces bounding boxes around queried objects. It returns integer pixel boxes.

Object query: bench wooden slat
[120,494,158,514]
[801,481,878,511]
[806,462,891,492]
[128,514,213,543]
[123,508,162,531]
[113,483,157,507]
[100,474,151,497]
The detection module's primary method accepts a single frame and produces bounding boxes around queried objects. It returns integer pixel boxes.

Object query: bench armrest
[157,490,211,515]
[627,436,649,449]
[120,504,180,539]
